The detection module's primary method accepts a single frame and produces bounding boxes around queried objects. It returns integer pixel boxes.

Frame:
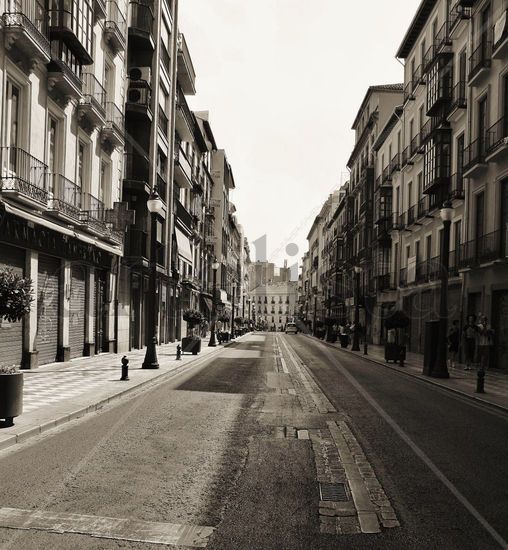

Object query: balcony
[409,133,423,159]
[392,212,405,231]
[125,80,152,120]
[48,1,93,64]
[2,0,51,66]
[449,173,465,201]
[177,33,196,95]
[401,146,414,168]
[0,147,48,209]
[175,88,195,142]
[94,0,107,19]
[434,20,452,57]
[377,273,396,292]
[174,146,193,189]
[447,81,467,122]
[493,9,508,59]
[417,196,430,219]
[47,42,83,100]
[124,152,150,195]
[46,174,81,223]
[449,1,471,36]
[176,200,193,231]
[485,116,508,163]
[389,153,400,174]
[104,1,126,52]
[468,41,492,86]
[78,72,106,128]
[427,72,452,116]
[403,80,415,103]
[158,106,169,138]
[422,44,437,75]
[463,137,488,177]
[102,102,124,147]
[399,267,407,288]
[125,228,149,261]
[80,193,107,236]
[128,1,155,50]
[407,205,416,226]
[382,165,392,184]
[458,230,508,269]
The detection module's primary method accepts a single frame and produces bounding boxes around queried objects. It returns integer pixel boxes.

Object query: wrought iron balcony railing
[0,147,48,205]
[469,41,492,82]
[81,72,106,114]
[105,1,126,50]
[48,174,81,221]
[486,116,508,158]
[464,136,488,172]
[458,230,507,268]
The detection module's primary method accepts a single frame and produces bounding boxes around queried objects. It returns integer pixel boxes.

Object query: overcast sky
[180,1,420,272]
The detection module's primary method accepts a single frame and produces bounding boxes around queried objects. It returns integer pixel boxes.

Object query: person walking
[463,314,477,370]
[477,315,495,372]
[447,320,460,369]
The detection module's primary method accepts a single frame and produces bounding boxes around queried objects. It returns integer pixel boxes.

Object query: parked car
[286,323,298,334]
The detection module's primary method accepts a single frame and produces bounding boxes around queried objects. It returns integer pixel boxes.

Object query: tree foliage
[0,269,33,323]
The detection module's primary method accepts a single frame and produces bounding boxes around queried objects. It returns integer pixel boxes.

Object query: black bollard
[476,368,485,393]
[176,344,182,361]
[120,356,129,380]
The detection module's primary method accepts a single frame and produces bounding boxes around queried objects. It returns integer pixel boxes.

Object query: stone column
[22,250,38,369]
[58,259,71,362]
[84,267,95,356]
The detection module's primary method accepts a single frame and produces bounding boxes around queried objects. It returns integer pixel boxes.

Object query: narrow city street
[0,333,507,549]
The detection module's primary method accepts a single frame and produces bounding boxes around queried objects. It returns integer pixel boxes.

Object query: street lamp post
[432,201,453,378]
[326,286,332,342]
[364,296,369,355]
[247,298,252,330]
[208,260,220,347]
[352,266,361,351]
[142,187,164,369]
[313,291,318,336]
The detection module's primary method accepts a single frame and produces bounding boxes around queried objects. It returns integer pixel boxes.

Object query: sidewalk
[0,334,246,452]
[305,334,508,413]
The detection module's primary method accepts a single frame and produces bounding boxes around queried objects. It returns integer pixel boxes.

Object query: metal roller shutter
[0,244,25,367]
[69,265,86,359]
[37,255,60,365]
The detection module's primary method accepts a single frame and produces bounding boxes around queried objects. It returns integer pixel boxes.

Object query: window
[104,62,114,100]
[456,134,465,178]
[454,220,462,252]
[99,160,110,205]
[426,235,432,261]
[475,192,485,239]
[408,181,413,208]
[77,142,86,188]
[415,240,421,262]
[478,96,488,152]
[5,81,20,152]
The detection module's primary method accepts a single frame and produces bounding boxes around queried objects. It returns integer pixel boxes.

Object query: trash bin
[339,334,349,348]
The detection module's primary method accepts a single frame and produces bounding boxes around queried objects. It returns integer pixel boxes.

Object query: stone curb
[0,334,249,453]
[302,334,508,415]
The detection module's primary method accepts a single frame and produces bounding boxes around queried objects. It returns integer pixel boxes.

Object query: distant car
[286,323,298,334]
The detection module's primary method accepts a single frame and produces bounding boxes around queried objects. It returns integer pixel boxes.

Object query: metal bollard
[363,340,368,355]
[476,368,485,393]
[120,356,129,380]
[176,344,182,361]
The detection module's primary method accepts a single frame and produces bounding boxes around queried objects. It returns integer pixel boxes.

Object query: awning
[175,227,193,263]
[201,296,213,312]
[3,201,123,256]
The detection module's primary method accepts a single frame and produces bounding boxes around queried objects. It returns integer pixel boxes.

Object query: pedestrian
[447,320,460,369]
[387,327,396,344]
[463,314,477,370]
[477,315,495,372]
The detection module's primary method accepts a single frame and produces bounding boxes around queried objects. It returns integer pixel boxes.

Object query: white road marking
[0,507,215,548]
[317,343,508,549]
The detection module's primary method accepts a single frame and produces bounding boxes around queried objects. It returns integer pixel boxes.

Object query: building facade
[0,0,127,367]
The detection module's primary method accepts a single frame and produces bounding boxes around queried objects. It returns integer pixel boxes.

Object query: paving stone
[339,523,361,535]
[381,511,397,521]
[358,512,381,534]
[319,508,337,517]
[320,522,337,535]
[319,515,336,525]
[318,501,336,510]
[382,519,401,529]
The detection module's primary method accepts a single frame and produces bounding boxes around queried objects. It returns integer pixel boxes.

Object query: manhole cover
[319,482,349,502]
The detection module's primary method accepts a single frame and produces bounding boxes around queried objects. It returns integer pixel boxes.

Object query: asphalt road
[0,332,506,549]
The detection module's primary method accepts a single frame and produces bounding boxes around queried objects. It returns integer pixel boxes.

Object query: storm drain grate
[319,482,349,502]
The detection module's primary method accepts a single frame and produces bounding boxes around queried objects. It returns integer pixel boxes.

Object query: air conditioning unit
[129,66,151,82]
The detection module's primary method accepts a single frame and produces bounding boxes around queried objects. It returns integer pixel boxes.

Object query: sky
[179,0,420,272]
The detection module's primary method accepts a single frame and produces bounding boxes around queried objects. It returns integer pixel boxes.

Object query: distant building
[250,282,298,329]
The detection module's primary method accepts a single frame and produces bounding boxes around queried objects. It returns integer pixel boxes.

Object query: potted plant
[218,312,230,342]
[182,309,204,355]
[0,365,23,427]
[0,268,33,323]
[384,310,410,364]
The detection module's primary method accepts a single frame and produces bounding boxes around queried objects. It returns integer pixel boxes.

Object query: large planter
[0,372,23,426]
[182,337,201,355]
[384,343,406,364]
